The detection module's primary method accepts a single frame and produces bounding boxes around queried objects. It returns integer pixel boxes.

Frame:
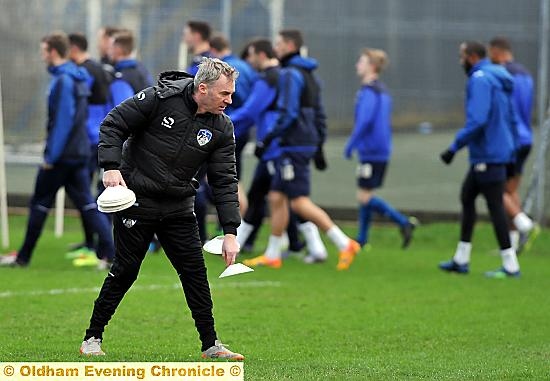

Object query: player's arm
[345,89,376,158]
[44,75,76,166]
[229,79,276,131]
[449,77,491,152]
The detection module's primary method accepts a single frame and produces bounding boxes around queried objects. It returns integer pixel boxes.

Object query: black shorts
[506,145,531,178]
[356,162,387,190]
[471,163,507,184]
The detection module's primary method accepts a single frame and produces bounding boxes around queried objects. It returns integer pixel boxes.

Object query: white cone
[219,263,254,278]
[203,236,225,255]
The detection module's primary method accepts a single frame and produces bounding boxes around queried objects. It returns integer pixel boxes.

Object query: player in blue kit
[344,48,416,252]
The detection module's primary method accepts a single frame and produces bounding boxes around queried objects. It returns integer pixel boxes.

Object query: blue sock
[357,203,372,246]
[369,196,409,227]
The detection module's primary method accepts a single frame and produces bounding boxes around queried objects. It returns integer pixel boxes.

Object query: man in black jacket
[80,58,243,360]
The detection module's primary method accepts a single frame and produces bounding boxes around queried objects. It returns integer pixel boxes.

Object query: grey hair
[194,57,239,88]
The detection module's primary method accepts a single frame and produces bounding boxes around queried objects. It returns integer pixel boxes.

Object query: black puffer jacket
[98,71,239,234]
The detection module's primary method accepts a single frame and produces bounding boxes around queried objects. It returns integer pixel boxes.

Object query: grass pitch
[1,215,549,380]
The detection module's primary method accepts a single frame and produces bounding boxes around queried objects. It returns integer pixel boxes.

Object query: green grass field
[1,215,549,380]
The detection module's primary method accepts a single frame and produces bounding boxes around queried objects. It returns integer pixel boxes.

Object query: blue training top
[345,80,392,163]
[449,59,517,164]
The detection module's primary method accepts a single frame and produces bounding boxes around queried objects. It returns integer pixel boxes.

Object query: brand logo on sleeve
[161,116,175,129]
[197,129,213,146]
[122,218,137,228]
[137,91,146,100]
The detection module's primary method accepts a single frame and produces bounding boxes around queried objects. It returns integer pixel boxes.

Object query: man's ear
[198,82,208,94]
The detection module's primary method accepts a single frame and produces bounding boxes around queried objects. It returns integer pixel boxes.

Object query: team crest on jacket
[122,218,137,228]
[197,129,212,146]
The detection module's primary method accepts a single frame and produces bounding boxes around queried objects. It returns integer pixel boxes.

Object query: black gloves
[255,134,276,160]
[313,145,327,171]
[254,142,267,159]
[440,149,455,165]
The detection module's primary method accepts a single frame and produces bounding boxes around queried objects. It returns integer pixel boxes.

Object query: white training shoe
[80,337,105,356]
[0,252,18,266]
[201,340,244,360]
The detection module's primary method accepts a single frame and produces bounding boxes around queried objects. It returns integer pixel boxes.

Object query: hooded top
[108,59,154,109]
[449,58,517,164]
[345,80,392,162]
[267,53,327,152]
[98,71,240,234]
[45,61,91,165]
[505,61,534,147]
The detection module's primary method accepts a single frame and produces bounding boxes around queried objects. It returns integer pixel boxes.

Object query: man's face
[97,29,111,58]
[488,46,505,64]
[183,26,198,50]
[459,44,473,75]
[197,75,235,114]
[246,46,261,70]
[40,42,53,65]
[274,35,291,59]
[356,54,372,78]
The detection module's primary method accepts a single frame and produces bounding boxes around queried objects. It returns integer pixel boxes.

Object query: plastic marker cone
[97,185,136,213]
[203,236,224,255]
[219,263,254,278]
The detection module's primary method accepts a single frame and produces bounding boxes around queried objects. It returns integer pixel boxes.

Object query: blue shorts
[356,162,387,189]
[506,145,531,178]
[270,152,313,199]
[471,163,507,184]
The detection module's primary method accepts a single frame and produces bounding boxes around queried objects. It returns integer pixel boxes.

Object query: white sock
[513,212,533,233]
[453,241,472,265]
[236,221,254,246]
[509,230,520,251]
[299,221,328,259]
[501,247,520,273]
[281,232,289,252]
[264,235,283,260]
[326,225,350,251]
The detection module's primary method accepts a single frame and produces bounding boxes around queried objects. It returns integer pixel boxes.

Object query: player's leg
[235,133,249,216]
[65,163,114,263]
[1,166,65,266]
[439,168,478,274]
[157,210,243,359]
[243,156,290,268]
[481,172,520,278]
[356,188,374,247]
[82,213,155,354]
[237,160,271,248]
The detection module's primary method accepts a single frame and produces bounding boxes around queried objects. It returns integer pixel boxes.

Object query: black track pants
[460,170,511,250]
[85,211,217,351]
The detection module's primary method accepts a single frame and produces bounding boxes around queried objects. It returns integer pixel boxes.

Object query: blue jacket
[505,61,534,147]
[449,59,517,164]
[45,61,91,165]
[229,66,282,161]
[345,80,392,162]
[222,55,258,139]
[269,53,327,153]
[109,59,154,108]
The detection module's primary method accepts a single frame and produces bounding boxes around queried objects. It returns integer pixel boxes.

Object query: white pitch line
[0,280,281,299]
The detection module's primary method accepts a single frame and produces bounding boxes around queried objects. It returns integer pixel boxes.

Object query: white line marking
[0,280,281,299]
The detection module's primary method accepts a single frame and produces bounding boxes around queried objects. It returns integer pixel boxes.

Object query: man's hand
[254,142,266,159]
[313,145,327,171]
[440,149,455,165]
[103,170,127,187]
[41,162,54,170]
[222,234,240,266]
